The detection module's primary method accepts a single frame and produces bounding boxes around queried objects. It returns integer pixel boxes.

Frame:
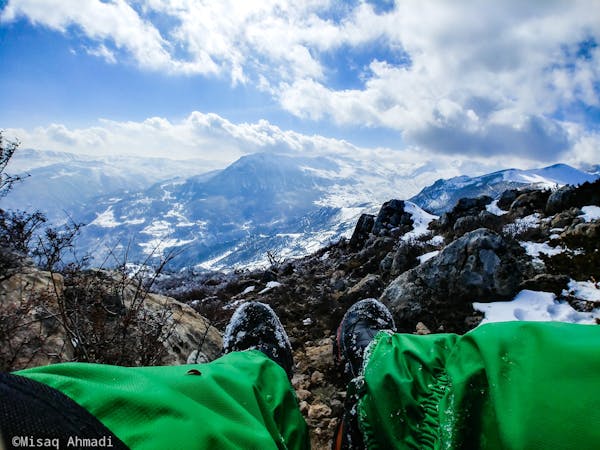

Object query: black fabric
[0,372,128,449]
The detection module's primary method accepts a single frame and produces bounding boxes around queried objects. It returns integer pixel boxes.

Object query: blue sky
[1,0,599,169]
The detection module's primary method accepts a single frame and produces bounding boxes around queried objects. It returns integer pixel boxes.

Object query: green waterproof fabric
[16,350,309,450]
[358,321,600,450]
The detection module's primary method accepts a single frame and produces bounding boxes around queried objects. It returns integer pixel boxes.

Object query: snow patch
[473,290,600,325]
[427,235,445,246]
[520,241,566,259]
[419,251,439,264]
[197,250,235,270]
[259,281,282,294]
[90,207,120,228]
[503,213,541,236]
[401,201,438,241]
[486,199,508,216]
[581,205,600,222]
[241,285,256,295]
[563,280,600,302]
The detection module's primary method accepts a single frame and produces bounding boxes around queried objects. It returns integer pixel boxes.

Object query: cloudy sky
[1,0,599,171]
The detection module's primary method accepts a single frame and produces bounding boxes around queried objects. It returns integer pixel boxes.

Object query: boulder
[372,200,413,235]
[380,229,529,333]
[546,185,576,215]
[433,195,493,235]
[341,274,384,304]
[546,180,600,215]
[549,207,582,229]
[519,274,570,296]
[498,189,523,210]
[390,242,421,276]
[348,213,375,249]
[510,189,551,216]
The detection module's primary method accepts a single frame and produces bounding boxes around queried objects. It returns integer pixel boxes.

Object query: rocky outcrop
[371,199,413,236]
[348,213,375,249]
[379,228,529,333]
[546,179,600,214]
[433,195,499,238]
[509,189,551,217]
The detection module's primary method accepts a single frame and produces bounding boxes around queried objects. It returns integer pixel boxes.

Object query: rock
[308,403,332,419]
[498,189,522,210]
[510,189,551,216]
[453,210,502,237]
[390,243,420,277]
[561,222,600,248]
[379,252,394,273]
[454,196,493,214]
[261,270,278,283]
[433,195,494,236]
[546,185,576,215]
[329,399,344,417]
[550,208,582,229]
[415,322,431,335]
[311,370,325,385]
[341,274,384,304]
[296,389,312,401]
[546,180,600,214]
[299,401,309,414]
[380,229,529,333]
[305,339,333,366]
[372,200,413,235]
[519,274,570,296]
[349,214,375,249]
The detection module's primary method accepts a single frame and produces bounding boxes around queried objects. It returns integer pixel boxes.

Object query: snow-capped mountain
[410,163,599,215]
[2,149,217,223]
[74,152,433,270]
[6,146,598,272]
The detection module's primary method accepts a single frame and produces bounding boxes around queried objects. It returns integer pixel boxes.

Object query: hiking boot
[223,301,294,380]
[334,298,396,379]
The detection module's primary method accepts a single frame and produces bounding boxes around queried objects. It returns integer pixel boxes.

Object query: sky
[1,0,599,172]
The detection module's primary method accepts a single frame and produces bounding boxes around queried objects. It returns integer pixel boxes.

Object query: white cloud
[2,0,599,161]
[4,111,364,165]
[85,44,117,64]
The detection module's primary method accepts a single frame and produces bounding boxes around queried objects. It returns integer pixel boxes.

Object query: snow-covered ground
[486,199,508,216]
[581,205,600,222]
[473,281,600,325]
[401,201,438,242]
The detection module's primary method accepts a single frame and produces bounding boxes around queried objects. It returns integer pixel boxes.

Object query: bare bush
[0,135,183,369]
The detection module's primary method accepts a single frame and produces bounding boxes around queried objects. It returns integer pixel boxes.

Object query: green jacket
[358,321,600,449]
[18,351,309,449]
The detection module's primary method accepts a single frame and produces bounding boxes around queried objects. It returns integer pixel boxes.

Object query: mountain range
[3,149,598,270]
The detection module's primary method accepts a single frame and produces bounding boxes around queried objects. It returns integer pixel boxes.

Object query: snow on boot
[223,301,294,380]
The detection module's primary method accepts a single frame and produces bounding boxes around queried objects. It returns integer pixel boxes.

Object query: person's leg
[11,302,309,450]
[356,321,600,449]
[332,298,397,449]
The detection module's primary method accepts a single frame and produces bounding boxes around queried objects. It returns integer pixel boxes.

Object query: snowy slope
[73,153,448,270]
[410,163,599,214]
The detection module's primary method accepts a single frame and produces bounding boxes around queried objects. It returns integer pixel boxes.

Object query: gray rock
[372,200,413,235]
[380,228,529,332]
[349,213,375,249]
[341,274,384,304]
[519,274,570,296]
[546,185,576,215]
[510,189,550,216]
